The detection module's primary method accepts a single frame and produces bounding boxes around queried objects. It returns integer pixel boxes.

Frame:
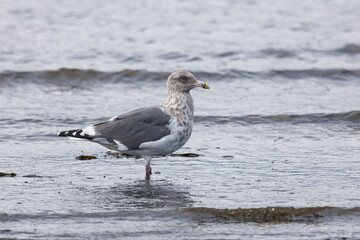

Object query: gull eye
[180,75,189,82]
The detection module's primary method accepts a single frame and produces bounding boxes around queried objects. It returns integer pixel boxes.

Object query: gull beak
[196,80,210,89]
[202,82,210,89]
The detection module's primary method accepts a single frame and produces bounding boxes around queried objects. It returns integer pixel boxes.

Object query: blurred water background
[1,0,360,239]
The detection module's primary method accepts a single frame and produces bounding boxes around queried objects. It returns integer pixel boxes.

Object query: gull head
[167,70,210,93]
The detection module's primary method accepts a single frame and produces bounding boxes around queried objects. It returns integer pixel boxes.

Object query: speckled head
[167,70,210,93]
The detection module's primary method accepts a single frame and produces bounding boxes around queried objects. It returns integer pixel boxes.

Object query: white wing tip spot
[114,140,129,151]
[109,116,118,121]
[83,126,96,136]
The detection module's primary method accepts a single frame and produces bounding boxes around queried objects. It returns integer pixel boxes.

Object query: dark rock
[23,174,43,178]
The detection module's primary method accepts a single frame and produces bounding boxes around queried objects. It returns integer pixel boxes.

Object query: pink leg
[146,163,152,175]
[144,156,152,176]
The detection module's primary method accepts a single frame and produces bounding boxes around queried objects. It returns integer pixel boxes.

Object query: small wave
[2,206,358,223]
[1,111,359,128]
[1,67,360,84]
[183,206,360,223]
[198,68,360,80]
[260,48,296,58]
[260,44,360,57]
[194,111,360,124]
[199,68,360,80]
[335,44,360,55]
[214,49,296,59]
[215,51,241,58]
[215,44,360,60]
[158,52,189,60]
[0,68,169,85]
[263,68,360,79]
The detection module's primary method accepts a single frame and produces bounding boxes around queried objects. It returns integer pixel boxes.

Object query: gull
[58,70,210,176]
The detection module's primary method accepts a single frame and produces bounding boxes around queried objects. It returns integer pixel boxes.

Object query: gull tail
[58,129,93,140]
[58,127,119,151]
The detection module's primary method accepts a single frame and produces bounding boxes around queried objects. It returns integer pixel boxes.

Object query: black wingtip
[58,131,67,137]
[57,129,93,140]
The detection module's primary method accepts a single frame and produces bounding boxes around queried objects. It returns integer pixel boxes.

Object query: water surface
[1,0,360,239]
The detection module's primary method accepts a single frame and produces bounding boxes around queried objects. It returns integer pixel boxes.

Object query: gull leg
[144,156,152,176]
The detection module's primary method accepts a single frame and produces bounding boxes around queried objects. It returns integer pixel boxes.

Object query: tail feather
[58,129,93,140]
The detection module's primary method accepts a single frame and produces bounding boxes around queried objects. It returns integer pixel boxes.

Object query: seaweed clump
[76,155,97,160]
[0,172,16,177]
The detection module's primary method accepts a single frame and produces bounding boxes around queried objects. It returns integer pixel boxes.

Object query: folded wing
[82,107,172,151]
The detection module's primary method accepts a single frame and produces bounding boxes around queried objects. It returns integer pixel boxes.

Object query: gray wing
[89,107,171,150]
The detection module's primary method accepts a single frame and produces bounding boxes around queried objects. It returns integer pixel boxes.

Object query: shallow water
[1,0,360,239]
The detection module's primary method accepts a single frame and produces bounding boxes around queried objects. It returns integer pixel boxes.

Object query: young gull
[58,70,210,176]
